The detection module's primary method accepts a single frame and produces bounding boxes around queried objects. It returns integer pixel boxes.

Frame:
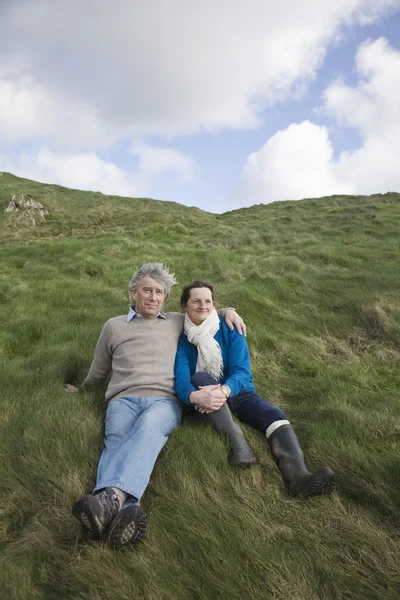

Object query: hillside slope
[1,173,399,600]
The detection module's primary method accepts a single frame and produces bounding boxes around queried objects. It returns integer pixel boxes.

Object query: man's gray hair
[128,263,177,296]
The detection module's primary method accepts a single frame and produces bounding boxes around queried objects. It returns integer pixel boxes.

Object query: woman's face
[186,287,214,325]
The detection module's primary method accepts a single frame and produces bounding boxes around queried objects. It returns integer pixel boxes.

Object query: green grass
[0,172,399,599]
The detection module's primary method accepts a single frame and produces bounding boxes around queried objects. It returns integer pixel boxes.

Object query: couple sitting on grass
[67,262,336,550]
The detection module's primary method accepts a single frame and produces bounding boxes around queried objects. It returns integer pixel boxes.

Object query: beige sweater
[82,313,184,402]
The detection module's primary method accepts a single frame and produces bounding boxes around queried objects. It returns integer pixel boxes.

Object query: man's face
[130,276,168,318]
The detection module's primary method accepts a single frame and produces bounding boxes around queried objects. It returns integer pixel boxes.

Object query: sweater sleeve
[81,320,113,388]
[174,336,196,405]
[223,327,252,398]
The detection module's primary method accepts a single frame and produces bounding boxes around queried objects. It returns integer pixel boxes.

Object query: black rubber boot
[268,425,336,497]
[204,403,257,467]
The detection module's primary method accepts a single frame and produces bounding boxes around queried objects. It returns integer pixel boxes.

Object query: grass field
[0,172,399,599]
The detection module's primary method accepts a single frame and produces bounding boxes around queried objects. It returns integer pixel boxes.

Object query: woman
[174,280,336,497]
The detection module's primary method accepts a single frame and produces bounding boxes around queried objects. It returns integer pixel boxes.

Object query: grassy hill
[1,172,399,600]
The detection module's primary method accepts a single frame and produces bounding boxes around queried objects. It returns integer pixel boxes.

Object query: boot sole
[72,496,105,540]
[290,468,337,498]
[106,505,146,549]
[230,455,258,467]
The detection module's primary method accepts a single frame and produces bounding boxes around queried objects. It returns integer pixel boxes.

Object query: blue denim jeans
[94,395,183,503]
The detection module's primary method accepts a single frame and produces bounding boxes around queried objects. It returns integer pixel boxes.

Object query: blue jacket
[174,317,256,404]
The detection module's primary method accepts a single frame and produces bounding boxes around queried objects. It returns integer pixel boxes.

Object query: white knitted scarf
[184,309,223,380]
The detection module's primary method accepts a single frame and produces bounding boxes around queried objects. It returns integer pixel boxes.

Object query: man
[66,263,244,549]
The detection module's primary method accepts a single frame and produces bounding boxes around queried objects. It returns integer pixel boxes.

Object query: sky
[1,0,400,213]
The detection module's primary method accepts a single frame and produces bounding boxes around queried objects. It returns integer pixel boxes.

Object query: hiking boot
[106,505,147,549]
[72,487,122,539]
[268,425,336,497]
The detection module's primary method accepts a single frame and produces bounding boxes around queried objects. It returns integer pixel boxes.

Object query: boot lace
[96,488,121,522]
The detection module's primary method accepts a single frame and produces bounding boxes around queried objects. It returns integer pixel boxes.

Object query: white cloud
[232,38,400,206]
[0,144,198,197]
[130,144,197,183]
[323,37,400,142]
[0,74,126,151]
[0,0,399,148]
[0,149,148,197]
[232,121,351,205]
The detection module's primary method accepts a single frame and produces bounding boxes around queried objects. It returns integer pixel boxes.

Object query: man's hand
[64,383,79,392]
[225,309,246,336]
[189,385,226,414]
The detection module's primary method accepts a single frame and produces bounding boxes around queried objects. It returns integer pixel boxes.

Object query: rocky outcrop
[5,194,49,226]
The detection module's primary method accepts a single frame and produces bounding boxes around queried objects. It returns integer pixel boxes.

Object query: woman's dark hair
[180,280,214,308]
